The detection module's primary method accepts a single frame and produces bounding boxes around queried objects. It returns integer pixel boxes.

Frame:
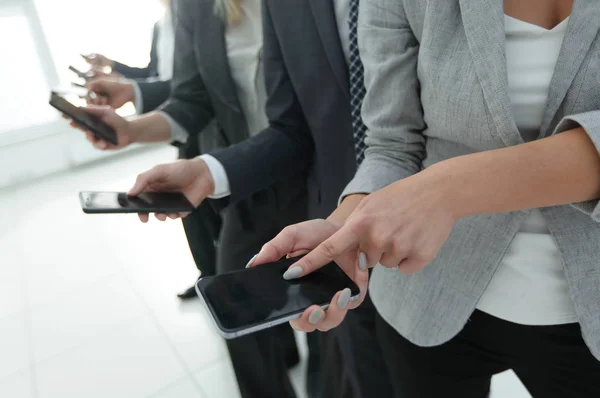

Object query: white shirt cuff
[198,154,231,199]
[158,111,189,144]
[130,80,144,114]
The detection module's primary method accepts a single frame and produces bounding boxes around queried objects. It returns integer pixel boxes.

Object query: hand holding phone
[249,218,370,333]
[69,65,94,80]
[85,78,135,109]
[128,158,215,223]
[79,191,195,214]
[49,91,118,145]
[50,91,136,150]
[196,257,361,339]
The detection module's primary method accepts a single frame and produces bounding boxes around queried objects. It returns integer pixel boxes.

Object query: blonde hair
[214,0,243,26]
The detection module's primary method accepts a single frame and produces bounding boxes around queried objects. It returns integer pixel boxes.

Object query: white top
[476,15,578,325]
[158,0,269,171]
[224,0,269,135]
[202,0,352,198]
[156,7,175,81]
[132,8,175,113]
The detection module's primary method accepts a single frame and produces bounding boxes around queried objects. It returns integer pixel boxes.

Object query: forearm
[434,127,600,218]
[328,194,367,226]
[128,112,172,143]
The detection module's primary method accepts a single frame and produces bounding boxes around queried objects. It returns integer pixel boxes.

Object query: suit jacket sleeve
[136,79,171,113]
[209,0,314,205]
[113,22,160,79]
[340,0,426,201]
[554,111,600,222]
[157,1,215,138]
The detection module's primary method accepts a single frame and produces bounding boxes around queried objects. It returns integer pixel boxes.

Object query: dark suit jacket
[159,0,307,227]
[112,22,160,79]
[210,0,357,219]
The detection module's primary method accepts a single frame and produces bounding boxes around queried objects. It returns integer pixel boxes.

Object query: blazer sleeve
[340,0,426,200]
[112,23,160,79]
[553,111,600,222]
[135,79,171,113]
[209,0,314,205]
[157,1,215,138]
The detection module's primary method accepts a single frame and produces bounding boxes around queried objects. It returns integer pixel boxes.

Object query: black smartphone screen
[197,257,361,336]
[49,91,118,145]
[79,191,195,214]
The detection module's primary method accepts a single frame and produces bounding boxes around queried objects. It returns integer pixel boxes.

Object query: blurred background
[0,1,531,397]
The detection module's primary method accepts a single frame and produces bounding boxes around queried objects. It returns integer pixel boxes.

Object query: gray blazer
[343,0,600,359]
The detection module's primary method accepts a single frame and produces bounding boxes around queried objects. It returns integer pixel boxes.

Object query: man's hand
[64,105,137,150]
[81,53,113,69]
[86,78,135,109]
[128,158,216,222]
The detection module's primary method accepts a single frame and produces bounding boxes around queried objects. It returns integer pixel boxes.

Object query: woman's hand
[296,170,457,276]
[250,219,369,332]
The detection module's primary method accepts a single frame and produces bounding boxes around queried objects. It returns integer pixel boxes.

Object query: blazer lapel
[459,0,520,147]
[308,0,350,100]
[195,1,242,112]
[540,0,600,135]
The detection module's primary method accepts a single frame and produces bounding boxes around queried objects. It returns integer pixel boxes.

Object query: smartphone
[79,191,195,214]
[69,65,93,80]
[196,257,361,339]
[49,91,118,145]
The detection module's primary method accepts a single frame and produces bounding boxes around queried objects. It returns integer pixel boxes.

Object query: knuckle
[350,215,369,231]
[320,240,338,259]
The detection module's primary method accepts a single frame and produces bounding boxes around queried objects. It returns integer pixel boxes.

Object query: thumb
[128,170,154,196]
[81,105,124,129]
[86,79,108,94]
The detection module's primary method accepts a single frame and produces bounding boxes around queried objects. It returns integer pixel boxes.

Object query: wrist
[327,194,367,227]
[190,157,215,197]
[125,81,135,103]
[424,159,470,220]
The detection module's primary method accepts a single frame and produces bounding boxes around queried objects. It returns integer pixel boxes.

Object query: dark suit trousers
[216,190,306,398]
[319,294,394,398]
[181,201,220,277]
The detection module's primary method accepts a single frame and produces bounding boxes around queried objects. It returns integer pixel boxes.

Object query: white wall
[0,122,155,189]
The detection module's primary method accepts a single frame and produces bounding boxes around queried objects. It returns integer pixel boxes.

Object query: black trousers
[319,294,394,398]
[181,200,221,277]
[376,309,600,398]
[217,192,306,398]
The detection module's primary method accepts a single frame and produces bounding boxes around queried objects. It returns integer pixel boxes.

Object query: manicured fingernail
[309,308,325,324]
[359,252,368,271]
[283,266,303,280]
[245,254,258,268]
[337,288,352,309]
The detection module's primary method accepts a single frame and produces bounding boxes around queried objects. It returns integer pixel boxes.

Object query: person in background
[67,0,300,396]
[251,0,600,397]
[82,0,174,80]
[84,0,222,300]
[127,0,393,397]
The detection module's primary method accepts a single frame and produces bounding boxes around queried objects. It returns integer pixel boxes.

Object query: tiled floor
[0,146,531,397]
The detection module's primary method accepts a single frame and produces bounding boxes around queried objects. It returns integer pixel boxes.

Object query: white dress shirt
[202,0,352,198]
[475,15,578,325]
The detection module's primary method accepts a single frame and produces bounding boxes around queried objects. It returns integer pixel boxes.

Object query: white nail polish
[283,266,303,280]
[359,252,368,271]
[308,308,325,324]
[337,288,352,309]
[245,254,258,268]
